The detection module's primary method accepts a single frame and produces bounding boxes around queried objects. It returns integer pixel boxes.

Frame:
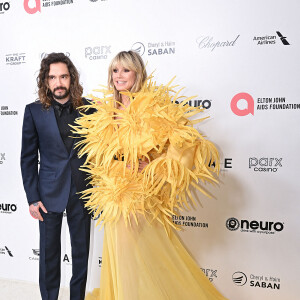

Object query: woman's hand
[126,157,149,172]
[138,159,149,172]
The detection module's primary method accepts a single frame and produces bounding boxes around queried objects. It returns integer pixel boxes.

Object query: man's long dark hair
[37,52,83,109]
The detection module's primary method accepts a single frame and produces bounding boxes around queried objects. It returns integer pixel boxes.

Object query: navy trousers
[39,183,91,300]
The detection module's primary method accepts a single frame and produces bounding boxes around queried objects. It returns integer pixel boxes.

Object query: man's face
[47,62,71,103]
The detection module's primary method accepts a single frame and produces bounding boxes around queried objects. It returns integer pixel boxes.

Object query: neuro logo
[231,93,254,116]
[188,99,212,109]
[5,246,13,257]
[232,272,247,286]
[0,2,10,14]
[0,203,17,213]
[226,218,284,233]
[276,31,290,45]
[226,218,239,231]
[131,42,145,56]
[24,0,41,14]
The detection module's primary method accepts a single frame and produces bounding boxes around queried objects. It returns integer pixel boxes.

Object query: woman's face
[112,63,136,92]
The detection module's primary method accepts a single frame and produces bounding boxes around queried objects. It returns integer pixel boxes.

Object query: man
[21,53,93,300]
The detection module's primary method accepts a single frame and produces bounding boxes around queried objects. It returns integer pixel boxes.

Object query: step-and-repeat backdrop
[0,1,299,299]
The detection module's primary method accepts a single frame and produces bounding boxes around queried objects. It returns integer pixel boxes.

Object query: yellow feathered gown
[72,78,228,300]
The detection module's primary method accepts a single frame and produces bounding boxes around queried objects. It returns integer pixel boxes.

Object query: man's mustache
[53,86,67,92]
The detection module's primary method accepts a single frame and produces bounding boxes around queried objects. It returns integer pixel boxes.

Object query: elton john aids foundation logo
[231,93,254,116]
[24,0,41,14]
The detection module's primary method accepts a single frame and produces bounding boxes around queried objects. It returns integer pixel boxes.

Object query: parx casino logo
[201,268,218,282]
[85,46,111,60]
[0,153,6,165]
[249,157,282,173]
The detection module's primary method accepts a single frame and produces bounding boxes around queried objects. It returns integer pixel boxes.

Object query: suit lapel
[48,106,69,155]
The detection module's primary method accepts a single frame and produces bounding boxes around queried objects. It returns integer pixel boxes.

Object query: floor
[0,278,69,300]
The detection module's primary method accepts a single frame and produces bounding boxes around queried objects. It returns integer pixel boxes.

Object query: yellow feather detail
[72,77,220,234]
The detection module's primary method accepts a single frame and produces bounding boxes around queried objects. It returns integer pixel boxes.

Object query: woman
[73,51,228,300]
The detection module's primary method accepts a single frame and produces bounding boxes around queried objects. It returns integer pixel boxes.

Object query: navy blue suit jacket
[21,99,92,212]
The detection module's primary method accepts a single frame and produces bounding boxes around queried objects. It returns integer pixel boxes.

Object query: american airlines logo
[0,246,13,257]
[276,31,290,45]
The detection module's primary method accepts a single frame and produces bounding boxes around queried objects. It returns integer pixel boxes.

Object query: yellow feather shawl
[72,77,219,234]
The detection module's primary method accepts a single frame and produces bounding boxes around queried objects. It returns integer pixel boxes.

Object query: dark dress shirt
[52,99,77,154]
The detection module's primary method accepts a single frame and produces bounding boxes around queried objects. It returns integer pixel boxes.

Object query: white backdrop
[0,1,299,300]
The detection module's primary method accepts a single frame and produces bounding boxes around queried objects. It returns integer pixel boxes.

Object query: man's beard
[52,86,70,100]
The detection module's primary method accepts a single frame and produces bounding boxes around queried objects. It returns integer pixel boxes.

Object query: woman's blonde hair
[108,51,147,102]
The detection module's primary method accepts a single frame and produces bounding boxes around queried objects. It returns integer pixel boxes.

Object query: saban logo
[232,272,247,286]
[131,42,145,56]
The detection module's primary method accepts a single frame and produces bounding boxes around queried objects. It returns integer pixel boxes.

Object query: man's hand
[29,201,48,221]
